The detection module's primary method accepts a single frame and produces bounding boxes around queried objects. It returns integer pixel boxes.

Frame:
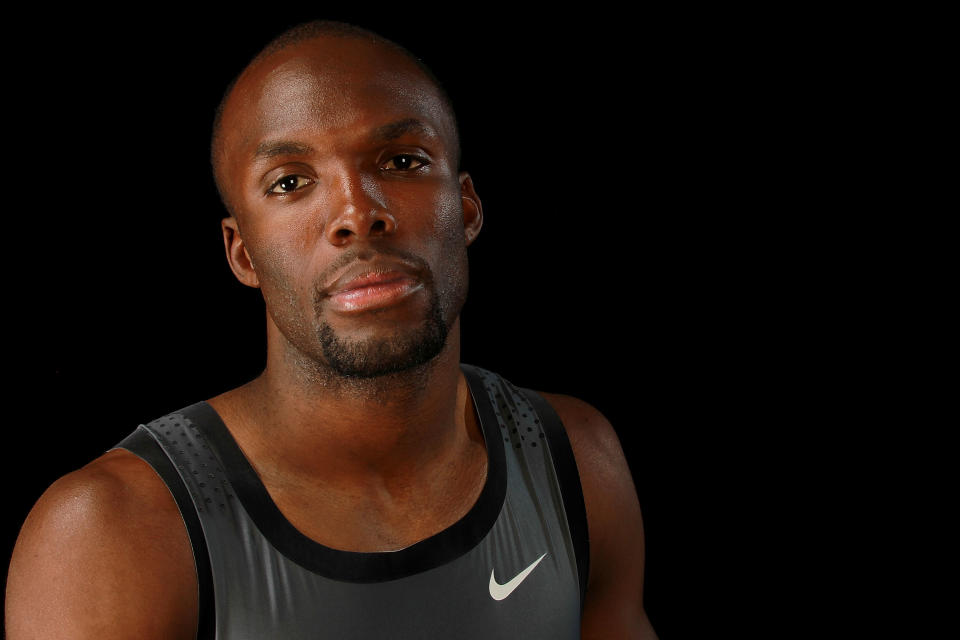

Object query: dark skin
[6,36,656,639]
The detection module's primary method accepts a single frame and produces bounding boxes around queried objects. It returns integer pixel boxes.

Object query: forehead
[222,37,454,163]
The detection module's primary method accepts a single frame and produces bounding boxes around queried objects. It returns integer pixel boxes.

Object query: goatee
[315,292,450,378]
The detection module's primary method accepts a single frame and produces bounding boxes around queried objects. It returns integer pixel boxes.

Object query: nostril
[370,220,387,234]
[334,228,352,240]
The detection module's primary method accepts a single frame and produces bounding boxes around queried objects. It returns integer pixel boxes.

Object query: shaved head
[210,20,461,220]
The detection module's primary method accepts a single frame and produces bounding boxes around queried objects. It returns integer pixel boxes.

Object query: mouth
[322,261,426,314]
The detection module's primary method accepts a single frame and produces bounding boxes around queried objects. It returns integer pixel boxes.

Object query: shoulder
[536,393,626,469]
[6,449,198,639]
[24,448,181,525]
[536,392,656,637]
[534,393,637,530]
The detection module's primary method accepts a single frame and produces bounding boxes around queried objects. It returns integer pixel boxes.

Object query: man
[6,20,655,639]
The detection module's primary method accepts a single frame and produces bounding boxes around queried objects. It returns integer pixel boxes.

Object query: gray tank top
[112,364,588,639]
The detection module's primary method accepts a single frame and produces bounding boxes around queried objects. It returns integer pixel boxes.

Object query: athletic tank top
[111,364,589,639]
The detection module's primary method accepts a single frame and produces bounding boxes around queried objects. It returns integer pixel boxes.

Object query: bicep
[5,453,198,640]
[577,432,652,638]
[543,393,658,639]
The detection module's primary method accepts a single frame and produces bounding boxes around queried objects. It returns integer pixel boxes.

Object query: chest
[262,456,488,552]
[207,490,583,640]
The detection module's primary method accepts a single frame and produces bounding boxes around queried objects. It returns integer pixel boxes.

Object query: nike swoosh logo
[489,552,547,601]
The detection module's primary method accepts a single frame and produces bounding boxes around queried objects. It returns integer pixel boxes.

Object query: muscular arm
[5,450,199,640]
[542,393,658,640]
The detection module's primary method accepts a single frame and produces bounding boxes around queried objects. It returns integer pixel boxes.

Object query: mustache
[311,247,435,306]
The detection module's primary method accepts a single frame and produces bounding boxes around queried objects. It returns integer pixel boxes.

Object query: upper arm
[5,450,198,640]
[541,393,658,640]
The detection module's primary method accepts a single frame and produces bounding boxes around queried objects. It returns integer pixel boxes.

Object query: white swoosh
[488,552,547,601]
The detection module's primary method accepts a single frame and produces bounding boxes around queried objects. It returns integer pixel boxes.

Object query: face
[217,37,482,378]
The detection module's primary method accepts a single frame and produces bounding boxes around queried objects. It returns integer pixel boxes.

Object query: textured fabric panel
[520,385,590,609]
[116,364,584,638]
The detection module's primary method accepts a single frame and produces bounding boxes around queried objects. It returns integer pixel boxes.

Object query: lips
[322,259,425,313]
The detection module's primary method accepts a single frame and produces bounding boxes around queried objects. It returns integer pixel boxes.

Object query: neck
[210,316,480,493]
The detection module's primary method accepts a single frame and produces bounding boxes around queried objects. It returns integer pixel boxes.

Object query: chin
[316,305,450,379]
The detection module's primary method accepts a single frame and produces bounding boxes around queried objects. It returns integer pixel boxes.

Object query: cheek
[244,223,317,307]
[423,187,467,246]
[427,191,470,300]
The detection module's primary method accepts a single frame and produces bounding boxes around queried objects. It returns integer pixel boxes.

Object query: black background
[1,8,801,637]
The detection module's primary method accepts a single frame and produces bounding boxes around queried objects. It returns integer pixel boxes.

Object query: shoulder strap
[113,427,216,640]
[518,388,590,612]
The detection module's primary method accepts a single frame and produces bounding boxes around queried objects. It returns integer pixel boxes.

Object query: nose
[324,170,397,246]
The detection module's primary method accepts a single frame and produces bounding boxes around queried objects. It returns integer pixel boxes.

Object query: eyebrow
[253,141,315,160]
[369,118,435,143]
[252,118,435,162]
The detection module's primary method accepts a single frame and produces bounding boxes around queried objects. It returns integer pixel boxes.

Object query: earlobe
[459,172,483,247]
[221,216,261,288]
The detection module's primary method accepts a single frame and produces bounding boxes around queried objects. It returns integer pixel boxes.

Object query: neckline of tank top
[187,362,508,583]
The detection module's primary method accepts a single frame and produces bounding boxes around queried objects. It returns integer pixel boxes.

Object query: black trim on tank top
[113,427,216,640]
[519,387,591,613]
[183,363,507,583]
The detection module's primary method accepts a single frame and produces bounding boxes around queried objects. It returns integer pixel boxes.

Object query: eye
[267,174,313,194]
[382,154,428,171]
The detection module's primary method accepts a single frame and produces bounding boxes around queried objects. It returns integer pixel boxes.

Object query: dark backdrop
[3,9,777,637]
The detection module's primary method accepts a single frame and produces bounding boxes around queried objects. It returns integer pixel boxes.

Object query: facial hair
[309,246,463,379]
[315,287,450,378]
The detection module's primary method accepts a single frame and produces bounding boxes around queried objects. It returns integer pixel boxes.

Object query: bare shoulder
[537,392,627,469]
[537,392,658,639]
[535,393,638,529]
[5,449,198,640]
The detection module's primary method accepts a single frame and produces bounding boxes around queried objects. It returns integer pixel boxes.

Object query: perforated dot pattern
[146,414,234,513]
[474,368,548,456]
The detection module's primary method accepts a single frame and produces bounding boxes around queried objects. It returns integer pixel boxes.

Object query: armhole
[113,427,216,640]
[519,388,590,613]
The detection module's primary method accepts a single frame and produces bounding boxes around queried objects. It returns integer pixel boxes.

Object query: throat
[205,359,489,552]
[265,437,488,552]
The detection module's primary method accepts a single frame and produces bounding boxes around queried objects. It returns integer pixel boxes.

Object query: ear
[221,216,261,288]
[459,172,483,247]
